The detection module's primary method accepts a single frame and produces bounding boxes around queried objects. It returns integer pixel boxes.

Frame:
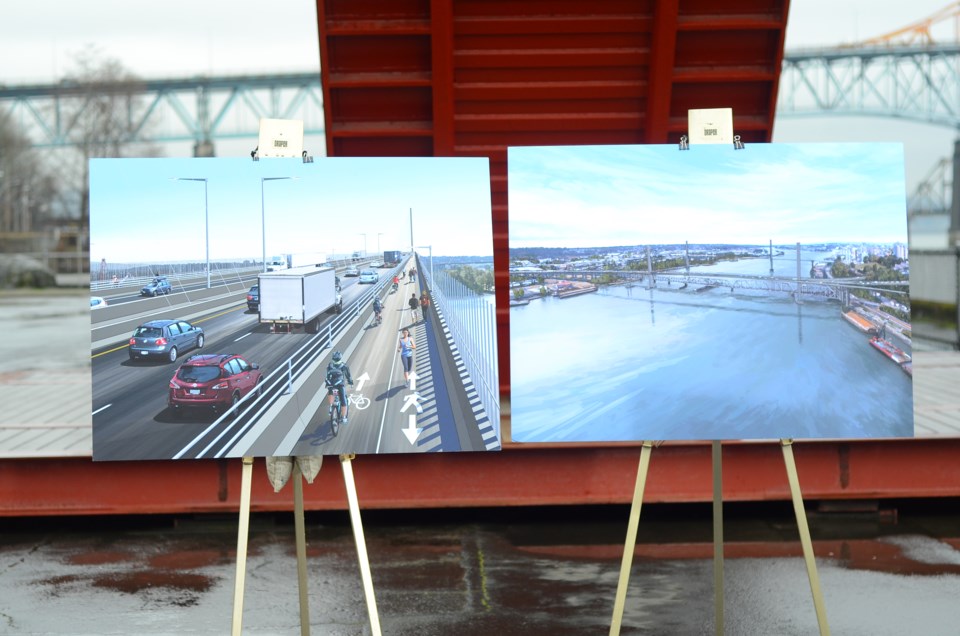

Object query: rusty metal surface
[1,506,959,634]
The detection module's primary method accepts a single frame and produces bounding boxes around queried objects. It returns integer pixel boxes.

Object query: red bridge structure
[3,0,959,516]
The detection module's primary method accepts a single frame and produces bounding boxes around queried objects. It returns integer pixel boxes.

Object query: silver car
[129,319,204,363]
[358,269,378,284]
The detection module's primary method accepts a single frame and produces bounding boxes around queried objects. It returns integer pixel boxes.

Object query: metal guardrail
[90,265,261,292]
[90,257,374,291]
[423,259,500,431]
[171,265,399,459]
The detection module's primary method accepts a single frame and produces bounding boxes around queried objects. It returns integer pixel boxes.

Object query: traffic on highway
[89,155,499,460]
[91,257,496,460]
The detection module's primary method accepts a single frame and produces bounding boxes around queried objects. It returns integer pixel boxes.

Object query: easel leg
[609,441,655,636]
[293,462,311,636]
[712,440,724,636]
[231,456,254,636]
[780,439,831,636]
[340,454,382,636]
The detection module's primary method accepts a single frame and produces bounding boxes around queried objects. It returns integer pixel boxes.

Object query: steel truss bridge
[0,72,327,150]
[1,44,959,150]
[778,44,960,129]
[0,41,956,220]
[554,269,910,304]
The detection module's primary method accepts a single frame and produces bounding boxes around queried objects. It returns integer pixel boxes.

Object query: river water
[509,250,914,442]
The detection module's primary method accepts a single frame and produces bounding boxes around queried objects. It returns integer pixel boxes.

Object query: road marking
[355,371,370,391]
[402,413,422,444]
[234,332,252,342]
[374,303,407,454]
[401,393,423,414]
[92,343,131,359]
[92,404,112,416]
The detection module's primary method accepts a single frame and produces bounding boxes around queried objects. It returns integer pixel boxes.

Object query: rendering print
[90,157,499,460]
[508,143,913,442]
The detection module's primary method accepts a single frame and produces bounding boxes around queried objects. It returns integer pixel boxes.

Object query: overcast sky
[1,0,955,193]
[89,157,492,263]
[508,143,908,248]
[2,1,954,83]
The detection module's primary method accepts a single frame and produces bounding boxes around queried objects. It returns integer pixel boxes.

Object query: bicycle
[328,387,348,436]
[373,308,382,327]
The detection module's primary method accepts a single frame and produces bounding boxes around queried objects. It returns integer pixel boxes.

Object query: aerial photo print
[507,143,913,442]
[90,157,499,460]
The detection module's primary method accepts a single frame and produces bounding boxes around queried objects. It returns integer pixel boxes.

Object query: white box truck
[258,266,343,333]
[289,252,329,269]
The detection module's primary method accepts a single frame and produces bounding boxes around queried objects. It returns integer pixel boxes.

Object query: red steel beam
[2,439,959,517]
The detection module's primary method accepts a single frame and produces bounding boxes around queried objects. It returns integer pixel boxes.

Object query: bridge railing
[422,261,500,434]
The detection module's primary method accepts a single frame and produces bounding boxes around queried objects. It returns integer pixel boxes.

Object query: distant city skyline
[508,143,909,249]
[510,240,907,251]
[90,157,493,265]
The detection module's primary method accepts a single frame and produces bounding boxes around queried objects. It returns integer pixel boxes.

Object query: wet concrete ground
[2,504,959,635]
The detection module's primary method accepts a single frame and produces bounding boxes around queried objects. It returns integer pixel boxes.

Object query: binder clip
[679,135,689,151]
[733,135,744,150]
[302,150,314,164]
[251,146,259,162]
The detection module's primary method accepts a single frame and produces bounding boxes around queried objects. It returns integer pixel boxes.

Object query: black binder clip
[302,150,314,164]
[251,146,259,162]
[733,135,744,150]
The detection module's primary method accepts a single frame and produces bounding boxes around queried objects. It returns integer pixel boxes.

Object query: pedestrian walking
[398,328,415,387]
[419,292,430,320]
[408,292,419,322]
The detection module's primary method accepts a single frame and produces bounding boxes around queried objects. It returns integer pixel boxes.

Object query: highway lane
[91,259,494,460]
[91,271,378,461]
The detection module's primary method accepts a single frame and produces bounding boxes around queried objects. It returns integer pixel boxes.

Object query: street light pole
[175,177,210,288]
[261,177,293,272]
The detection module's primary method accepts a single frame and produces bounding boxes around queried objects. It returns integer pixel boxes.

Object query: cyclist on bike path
[372,297,383,324]
[398,328,416,387]
[325,350,354,424]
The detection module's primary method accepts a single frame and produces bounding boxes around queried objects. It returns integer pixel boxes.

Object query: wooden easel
[230,119,382,634]
[230,455,382,635]
[608,440,830,635]
[612,117,830,634]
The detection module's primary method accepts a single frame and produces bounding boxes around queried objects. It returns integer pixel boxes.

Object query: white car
[358,269,378,284]
[90,296,108,309]
[343,266,359,277]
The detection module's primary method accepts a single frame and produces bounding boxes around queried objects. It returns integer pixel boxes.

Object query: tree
[0,110,59,236]
[59,46,160,230]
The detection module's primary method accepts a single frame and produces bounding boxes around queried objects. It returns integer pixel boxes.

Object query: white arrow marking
[402,414,422,444]
[400,393,423,414]
[92,404,112,416]
[355,371,370,392]
[408,370,419,391]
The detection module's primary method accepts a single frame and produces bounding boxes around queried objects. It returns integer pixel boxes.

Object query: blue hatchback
[140,277,172,297]
[129,319,204,363]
